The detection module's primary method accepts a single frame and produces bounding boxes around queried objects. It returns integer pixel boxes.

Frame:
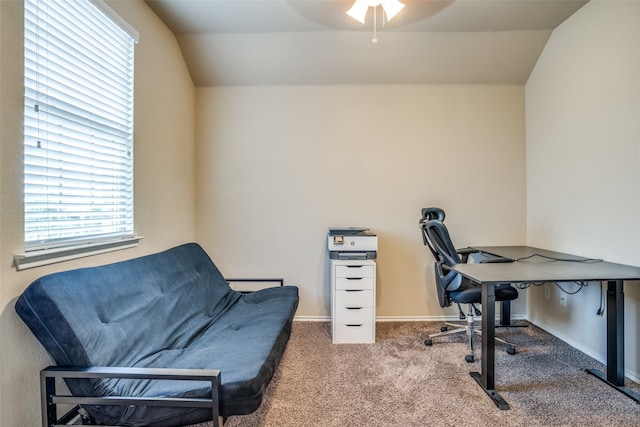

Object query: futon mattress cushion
[15,243,299,426]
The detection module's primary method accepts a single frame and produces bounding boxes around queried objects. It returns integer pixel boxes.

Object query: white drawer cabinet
[331,259,376,343]
[335,265,375,278]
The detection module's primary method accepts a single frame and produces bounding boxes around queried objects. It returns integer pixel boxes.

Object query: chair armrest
[456,248,514,264]
[41,366,222,427]
[480,257,514,263]
[456,247,479,263]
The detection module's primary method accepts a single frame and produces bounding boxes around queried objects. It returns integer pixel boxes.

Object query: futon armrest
[41,366,222,427]
[226,278,284,293]
[225,278,283,286]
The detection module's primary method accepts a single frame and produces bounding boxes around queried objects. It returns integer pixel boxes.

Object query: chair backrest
[419,207,446,259]
[422,219,464,304]
[421,218,462,266]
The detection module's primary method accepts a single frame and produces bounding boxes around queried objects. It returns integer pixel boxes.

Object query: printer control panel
[328,228,377,260]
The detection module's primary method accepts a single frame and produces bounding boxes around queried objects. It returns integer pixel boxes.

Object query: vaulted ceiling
[144,0,588,86]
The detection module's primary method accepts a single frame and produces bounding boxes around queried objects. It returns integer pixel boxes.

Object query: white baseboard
[293,314,528,323]
[526,318,640,384]
[375,314,528,322]
[293,315,330,322]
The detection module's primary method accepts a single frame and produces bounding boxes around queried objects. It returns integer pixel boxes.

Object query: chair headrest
[420,207,445,223]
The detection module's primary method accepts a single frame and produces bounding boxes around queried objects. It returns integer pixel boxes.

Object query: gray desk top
[450,246,640,284]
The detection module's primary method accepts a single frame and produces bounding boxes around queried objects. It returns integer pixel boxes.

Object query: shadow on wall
[1,298,53,424]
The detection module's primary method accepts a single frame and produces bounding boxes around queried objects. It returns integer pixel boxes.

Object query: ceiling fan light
[346,0,370,24]
[381,0,405,21]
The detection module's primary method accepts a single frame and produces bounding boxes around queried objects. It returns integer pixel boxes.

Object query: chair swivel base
[424,323,516,362]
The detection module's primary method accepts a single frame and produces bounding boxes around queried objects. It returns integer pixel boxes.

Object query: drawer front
[333,323,375,344]
[335,265,375,279]
[335,289,374,307]
[335,305,374,324]
[335,276,374,290]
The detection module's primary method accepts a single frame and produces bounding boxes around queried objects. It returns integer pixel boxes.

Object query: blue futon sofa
[15,243,299,426]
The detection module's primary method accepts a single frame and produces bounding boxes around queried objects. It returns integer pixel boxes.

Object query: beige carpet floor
[191,321,640,427]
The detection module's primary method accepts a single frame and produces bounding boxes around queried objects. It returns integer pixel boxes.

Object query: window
[17,0,140,270]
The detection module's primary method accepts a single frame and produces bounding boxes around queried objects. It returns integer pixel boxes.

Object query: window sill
[14,236,143,271]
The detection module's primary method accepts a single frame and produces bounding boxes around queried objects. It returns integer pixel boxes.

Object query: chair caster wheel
[440,326,448,332]
[465,355,475,363]
[507,346,516,355]
[424,339,433,346]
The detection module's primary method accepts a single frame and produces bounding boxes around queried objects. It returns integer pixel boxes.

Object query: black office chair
[419,211,518,362]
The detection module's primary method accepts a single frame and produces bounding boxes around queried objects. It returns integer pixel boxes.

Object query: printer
[327,227,377,260]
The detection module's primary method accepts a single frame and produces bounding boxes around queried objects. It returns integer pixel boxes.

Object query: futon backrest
[15,243,241,368]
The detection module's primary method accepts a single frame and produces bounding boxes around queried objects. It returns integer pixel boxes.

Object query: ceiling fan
[346,0,405,24]
[346,0,405,43]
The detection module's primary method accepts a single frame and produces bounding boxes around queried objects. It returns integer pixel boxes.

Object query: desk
[449,246,640,410]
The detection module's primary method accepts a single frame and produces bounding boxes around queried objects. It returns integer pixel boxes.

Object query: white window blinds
[24,0,137,254]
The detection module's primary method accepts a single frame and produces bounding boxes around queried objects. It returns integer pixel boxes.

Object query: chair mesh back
[423,220,462,266]
[420,207,446,259]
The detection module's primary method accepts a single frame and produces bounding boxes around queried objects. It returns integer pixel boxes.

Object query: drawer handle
[345,289,364,292]
[346,277,363,280]
[346,307,363,310]
[345,265,364,268]
[346,324,363,327]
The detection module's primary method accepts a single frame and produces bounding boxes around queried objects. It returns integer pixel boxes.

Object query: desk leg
[500,300,511,326]
[470,282,510,410]
[499,299,527,328]
[586,280,640,403]
[608,280,625,385]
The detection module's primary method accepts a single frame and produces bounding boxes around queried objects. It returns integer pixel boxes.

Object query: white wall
[526,1,640,378]
[195,85,527,319]
[0,1,195,425]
